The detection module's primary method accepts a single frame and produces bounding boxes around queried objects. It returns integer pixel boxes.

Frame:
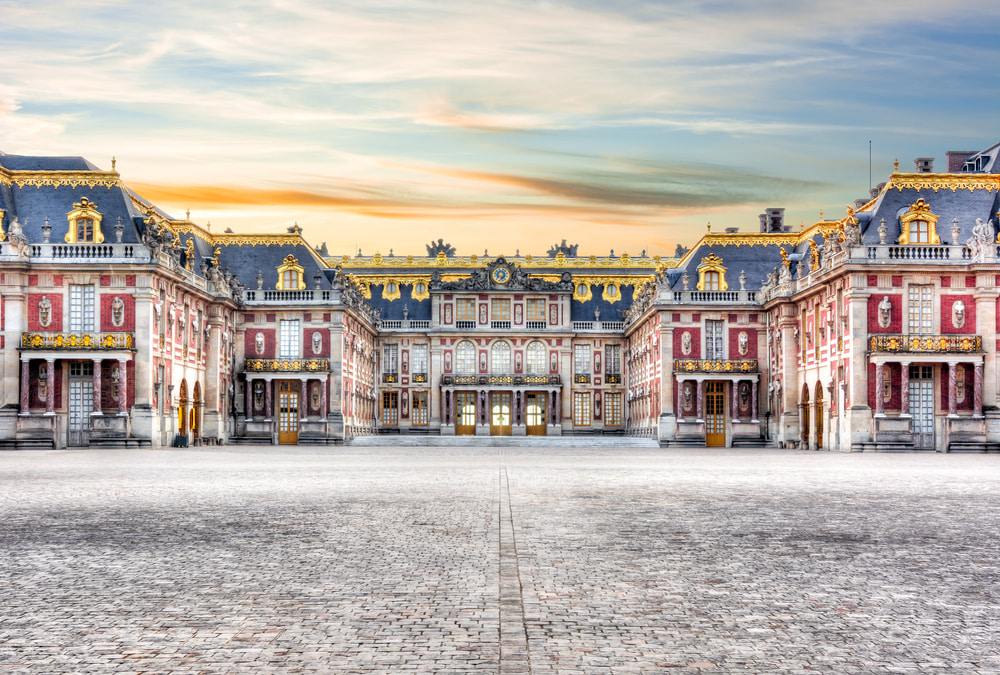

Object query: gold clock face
[491,266,510,284]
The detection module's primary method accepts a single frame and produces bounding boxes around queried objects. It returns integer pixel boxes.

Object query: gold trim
[573,282,593,303]
[344,275,432,302]
[898,198,941,245]
[569,275,650,303]
[333,253,673,270]
[889,173,1000,194]
[696,253,728,291]
[0,169,121,190]
[65,197,104,244]
[0,208,5,242]
[276,254,306,290]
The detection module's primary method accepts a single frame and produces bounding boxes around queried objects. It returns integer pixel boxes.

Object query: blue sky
[1,0,997,256]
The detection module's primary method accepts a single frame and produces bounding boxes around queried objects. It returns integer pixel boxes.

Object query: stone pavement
[1,447,999,674]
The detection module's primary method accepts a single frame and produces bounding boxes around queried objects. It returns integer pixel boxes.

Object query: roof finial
[206,220,211,232]
[186,209,190,220]
[111,156,116,171]
[819,209,824,220]
[893,158,899,172]
[706,221,711,233]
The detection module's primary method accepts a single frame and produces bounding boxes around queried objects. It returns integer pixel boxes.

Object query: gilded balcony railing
[605,373,622,384]
[673,359,759,373]
[245,358,330,372]
[439,374,561,386]
[869,334,982,353]
[21,332,135,350]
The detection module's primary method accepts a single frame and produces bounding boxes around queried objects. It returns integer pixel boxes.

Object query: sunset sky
[1,1,998,257]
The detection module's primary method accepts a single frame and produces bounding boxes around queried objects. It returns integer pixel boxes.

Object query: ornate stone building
[1,143,998,450]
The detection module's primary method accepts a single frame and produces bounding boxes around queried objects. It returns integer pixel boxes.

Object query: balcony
[382,373,398,384]
[455,320,476,330]
[21,332,135,351]
[245,358,330,372]
[574,374,591,384]
[673,359,759,373]
[412,373,428,383]
[605,373,622,384]
[526,321,547,330]
[573,321,626,332]
[869,334,982,354]
[491,320,511,330]
[242,289,332,305]
[380,319,431,331]
[439,374,561,386]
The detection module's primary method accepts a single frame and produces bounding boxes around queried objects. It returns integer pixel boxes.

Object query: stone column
[751,379,758,422]
[118,359,128,415]
[948,362,958,417]
[731,380,739,421]
[321,375,328,420]
[265,378,273,419]
[45,359,55,414]
[20,360,30,413]
[975,362,983,416]
[696,379,704,421]
[874,362,885,417]
[93,359,102,415]
[900,361,910,416]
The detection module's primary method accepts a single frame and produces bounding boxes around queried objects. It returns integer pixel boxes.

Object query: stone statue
[312,332,322,354]
[878,296,892,328]
[953,300,966,329]
[38,296,52,328]
[966,217,995,263]
[111,296,125,327]
[738,331,749,356]
[681,331,692,356]
[255,332,265,355]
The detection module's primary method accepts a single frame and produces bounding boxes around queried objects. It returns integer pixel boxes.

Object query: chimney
[946,151,975,173]
[725,227,739,234]
[766,207,785,233]
[914,157,934,173]
[854,198,868,210]
[759,213,768,232]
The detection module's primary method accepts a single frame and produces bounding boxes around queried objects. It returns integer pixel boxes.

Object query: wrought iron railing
[605,373,622,384]
[869,334,982,353]
[673,359,759,373]
[21,332,135,350]
[440,374,561,386]
[574,374,591,383]
[245,358,330,372]
[382,373,398,383]
[412,373,428,383]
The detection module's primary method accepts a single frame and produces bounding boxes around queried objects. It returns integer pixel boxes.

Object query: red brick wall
[27,293,64,331]
[100,293,135,332]
[99,360,135,411]
[245,329,276,358]
[673,326,701,359]
[304,328,329,357]
[28,361,63,409]
[728,328,757,359]
[867,294,902,333]
[867,363,875,410]
[941,295,975,334]
[939,364,974,411]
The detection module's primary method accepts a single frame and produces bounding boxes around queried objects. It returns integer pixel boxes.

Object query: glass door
[277,380,300,444]
[490,392,512,436]
[705,381,726,446]
[526,392,546,435]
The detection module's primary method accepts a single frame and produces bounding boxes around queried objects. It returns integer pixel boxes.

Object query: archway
[800,383,810,449]
[814,381,824,450]
[178,379,188,435]
[192,382,201,441]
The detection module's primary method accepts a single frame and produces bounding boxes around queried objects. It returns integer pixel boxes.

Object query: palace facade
[1,143,998,451]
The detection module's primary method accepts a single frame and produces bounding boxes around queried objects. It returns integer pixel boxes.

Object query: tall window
[382,391,398,425]
[76,218,95,243]
[706,320,725,359]
[605,345,622,378]
[382,344,398,375]
[456,298,476,321]
[703,271,721,291]
[526,341,547,374]
[411,344,428,379]
[908,286,933,335]
[526,299,546,322]
[279,320,300,359]
[282,269,299,290]
[492,298,511,321]
[908,220,930,244]
[605,393,622,426]
[68,285,95,332]
[411,391,428,425]
[573,392,591,426]
[455,340,476,374]
[491,341,511,374]
[574,345,590,376]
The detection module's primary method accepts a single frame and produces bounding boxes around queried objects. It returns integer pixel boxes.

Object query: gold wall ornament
[889,173,999,194]
[276,254,306,290]
[0,208,5,241]
[334,252,676,270]
[897,198,941,245]
[573,282,593,303]
[570,275,651,303]
[65,197,105,244]
[696,253,728,291]
[0,169,121,190]
[809,240,820,271]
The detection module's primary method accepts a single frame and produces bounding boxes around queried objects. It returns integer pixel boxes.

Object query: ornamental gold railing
[20,332,135,350]
[869,334,982,353]
[439,374,561,386]
[673,359,759,373]
[245,358,330,372]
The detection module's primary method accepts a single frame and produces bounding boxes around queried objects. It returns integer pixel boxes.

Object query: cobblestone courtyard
[2,447,999,674]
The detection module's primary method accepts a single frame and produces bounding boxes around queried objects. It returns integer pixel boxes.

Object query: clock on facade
[491,266,510,284]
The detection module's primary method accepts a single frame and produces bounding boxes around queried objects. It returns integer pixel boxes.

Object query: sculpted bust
[953,300,966,329]
[878,296,892,328]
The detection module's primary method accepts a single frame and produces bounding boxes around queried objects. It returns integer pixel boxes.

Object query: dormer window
[65,197,104,244]
[897,199,940,246]
[703,271,721,290]
[276,254,306,290]
[696,253,728,291]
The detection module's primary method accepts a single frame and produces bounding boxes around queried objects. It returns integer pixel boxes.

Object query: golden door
[456,391,477,435]
[277,380,300,445]
[490,392,512,436]
[525,392,546,436]
[705,382,726,447]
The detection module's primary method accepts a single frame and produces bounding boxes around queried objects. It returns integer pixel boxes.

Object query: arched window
[455,340,476,374]
[65,197,104,244]
[276,254,306,290]
[283,269,299,289]
[491,341,511,374]
[898,199,940,245]
[526,341,547,374]
[696,253,728,291]
[703,271,720,291]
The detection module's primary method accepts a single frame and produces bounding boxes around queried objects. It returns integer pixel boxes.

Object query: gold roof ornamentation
[0,169,121,190]
[889,173,1000,193]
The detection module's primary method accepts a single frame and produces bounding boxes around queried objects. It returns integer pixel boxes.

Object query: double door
[277,380,300,444]
[456,392,477,435]
[68,378,93,447]
[909,365,934,449]
[490,392,512,436]
[526,392,547,435]
[705,381,726,447]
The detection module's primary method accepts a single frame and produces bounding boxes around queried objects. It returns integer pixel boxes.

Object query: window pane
[456,341,476,374]
[491,342,511,374]
[574,345,589,374]
[526,341,547,374]
[279,320,300,359]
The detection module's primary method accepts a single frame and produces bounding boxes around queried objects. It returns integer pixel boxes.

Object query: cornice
[888,172,1000,193]
[331,251,674,270]
[0,168,122,190]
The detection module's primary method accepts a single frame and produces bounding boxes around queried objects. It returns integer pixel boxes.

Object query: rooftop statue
[546,239,579,257]
[426,239,456,257]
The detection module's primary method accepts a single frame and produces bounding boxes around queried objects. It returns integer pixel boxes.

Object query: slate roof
[217,241,332,291]
[0,153,101,172]
[860,183,1000,245]
[667,240,801,291]
[365,284,431,321]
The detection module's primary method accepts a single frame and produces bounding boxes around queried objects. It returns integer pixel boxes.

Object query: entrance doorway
[277,380,300,444]
[526,392,546,435]
[800,384,810,449]
[192,382,201,443]
[705,381,725,447]
[491,392,512,436]
[456,391,476,435]
[814,382,824,450]
[68,361,93,447]
[909,365,935,449]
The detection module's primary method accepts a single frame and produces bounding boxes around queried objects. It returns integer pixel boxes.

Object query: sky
[1,0,998,258]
